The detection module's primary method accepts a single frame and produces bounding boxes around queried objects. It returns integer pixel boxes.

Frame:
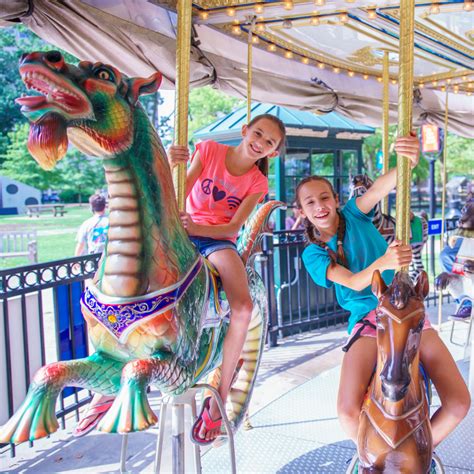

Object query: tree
[1,123,105,201]
[0,123,62,190]
[188,86,244,139]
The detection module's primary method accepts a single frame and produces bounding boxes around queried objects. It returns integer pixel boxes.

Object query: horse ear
[415,271,429,298]
[371,270,387,298]
[127,72,162,103]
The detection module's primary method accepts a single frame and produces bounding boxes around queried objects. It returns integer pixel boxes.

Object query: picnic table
[26,204,67,217]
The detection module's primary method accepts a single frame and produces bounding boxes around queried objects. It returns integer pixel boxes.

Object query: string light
[340,13,349,23]
[333,67,340,73]
[310,16,320,25]
[284,1,294,10]
[441,85,446,92]
[267,43,277,52]
[285,50,294,59]
[348,71,355,77]
[432,80,438,86]
[454,85,459,93]
[301,57,310,64]
[446,78,452,84]
[231,25,241,35]
[391,79,397,85]
[462,75,468,81]
[256,23,265,32]
[464,0,472,11]
[363,74,369,80]
[367,9,377,19]
[226,7,236,16]
[318,62,325,69]
[429,3,440,14]
[252,35,260,44]
[254,2,264,14]
[199,11,209,20]
[377,77,383,82]
[314,0,325,5]
[419,83,424,88]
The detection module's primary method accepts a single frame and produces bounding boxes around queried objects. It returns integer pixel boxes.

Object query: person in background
[74,194,109,257]
[285,202,304,230]
[73,193,112,437]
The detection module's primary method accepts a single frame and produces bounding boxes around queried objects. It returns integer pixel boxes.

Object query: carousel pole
[382,51,390,215]
[437,88,449,328]
[172,1,192,472]
[395,0,415,266]
[247,17,256,122]
[173,0,192,211]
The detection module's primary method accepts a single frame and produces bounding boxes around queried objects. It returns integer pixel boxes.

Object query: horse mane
[387,272,416,310]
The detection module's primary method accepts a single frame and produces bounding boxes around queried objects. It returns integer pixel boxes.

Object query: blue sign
[428,219,443,235]
[376,150,383,170]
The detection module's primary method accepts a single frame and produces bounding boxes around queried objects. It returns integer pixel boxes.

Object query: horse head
[349,174,374,199]
[372,270,429,402]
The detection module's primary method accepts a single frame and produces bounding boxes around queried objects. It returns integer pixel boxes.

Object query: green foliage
[363,126,429,184]
[1,123,105,201]
[189,86,244,139]
[444,133,474,180]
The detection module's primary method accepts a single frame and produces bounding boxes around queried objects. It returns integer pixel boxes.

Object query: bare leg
[200,249,253,442]
[337,336,377,443]
[419,329,471,447]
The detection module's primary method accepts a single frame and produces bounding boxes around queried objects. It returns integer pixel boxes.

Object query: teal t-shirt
[302,198,394,333]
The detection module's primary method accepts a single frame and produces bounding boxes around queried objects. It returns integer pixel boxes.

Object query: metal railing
[0,254,100,456]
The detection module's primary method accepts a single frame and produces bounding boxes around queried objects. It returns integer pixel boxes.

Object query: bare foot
[199,398,222,442]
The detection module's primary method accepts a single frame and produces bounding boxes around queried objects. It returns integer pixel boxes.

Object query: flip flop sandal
[72,396,114,437]
[191,397,223,446]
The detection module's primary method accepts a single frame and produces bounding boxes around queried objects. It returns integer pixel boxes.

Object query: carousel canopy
[1,0,473,137]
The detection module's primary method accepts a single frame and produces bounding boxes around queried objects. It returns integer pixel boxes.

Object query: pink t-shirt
[186,140,268,242]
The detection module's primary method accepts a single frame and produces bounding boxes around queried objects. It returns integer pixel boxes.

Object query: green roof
[193,103,375,140]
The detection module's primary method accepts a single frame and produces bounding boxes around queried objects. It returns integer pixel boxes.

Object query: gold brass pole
[437,88,449,328]
[382,51,390,215]
[395,0,415,271]
[247,19,255,122]
[173,0,193,211]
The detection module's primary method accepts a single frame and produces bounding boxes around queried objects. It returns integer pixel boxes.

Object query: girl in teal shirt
[297,135,470,448]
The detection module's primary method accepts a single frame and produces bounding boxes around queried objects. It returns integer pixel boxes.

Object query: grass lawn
[0,206,91,269]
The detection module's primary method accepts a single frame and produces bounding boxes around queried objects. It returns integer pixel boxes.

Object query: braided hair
[296,176,348,268]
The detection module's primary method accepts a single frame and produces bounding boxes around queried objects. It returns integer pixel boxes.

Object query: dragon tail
[237,200,286,267]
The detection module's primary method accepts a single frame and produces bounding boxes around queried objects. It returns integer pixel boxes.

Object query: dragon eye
[95,68,114,82]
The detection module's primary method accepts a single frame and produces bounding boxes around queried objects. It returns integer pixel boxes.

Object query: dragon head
[17,51,161,169]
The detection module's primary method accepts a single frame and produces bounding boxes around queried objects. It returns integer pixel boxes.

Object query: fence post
[261,235,279,347]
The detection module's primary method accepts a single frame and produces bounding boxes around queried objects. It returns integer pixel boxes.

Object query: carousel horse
[356,270,434,473]
[0,51,280,444]
[349,174,428,281]
[435,202,474,316]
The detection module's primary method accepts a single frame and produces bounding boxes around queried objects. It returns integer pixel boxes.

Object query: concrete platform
[1,302,472,473]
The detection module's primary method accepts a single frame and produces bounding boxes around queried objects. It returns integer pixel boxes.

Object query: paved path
[1,302,472,473]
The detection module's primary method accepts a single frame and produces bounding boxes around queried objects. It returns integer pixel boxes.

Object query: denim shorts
[189,236,237,258]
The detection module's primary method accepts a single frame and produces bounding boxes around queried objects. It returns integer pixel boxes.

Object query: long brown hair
[295,176,348,267]
[247,114,286,177]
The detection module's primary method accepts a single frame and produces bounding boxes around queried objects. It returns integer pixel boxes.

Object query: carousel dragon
[0,51,280,444]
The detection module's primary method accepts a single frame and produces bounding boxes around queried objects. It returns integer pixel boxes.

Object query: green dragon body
[0,51,281,443]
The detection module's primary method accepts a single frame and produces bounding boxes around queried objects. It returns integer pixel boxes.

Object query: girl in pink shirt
[168,114,286,444]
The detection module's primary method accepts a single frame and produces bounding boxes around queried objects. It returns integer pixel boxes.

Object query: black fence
[0,254,100,456]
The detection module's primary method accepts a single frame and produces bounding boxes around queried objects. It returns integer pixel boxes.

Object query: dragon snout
[20,50,65,72]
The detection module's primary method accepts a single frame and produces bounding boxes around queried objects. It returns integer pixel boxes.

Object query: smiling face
[240,117,282,162]
[297,179,339,233]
